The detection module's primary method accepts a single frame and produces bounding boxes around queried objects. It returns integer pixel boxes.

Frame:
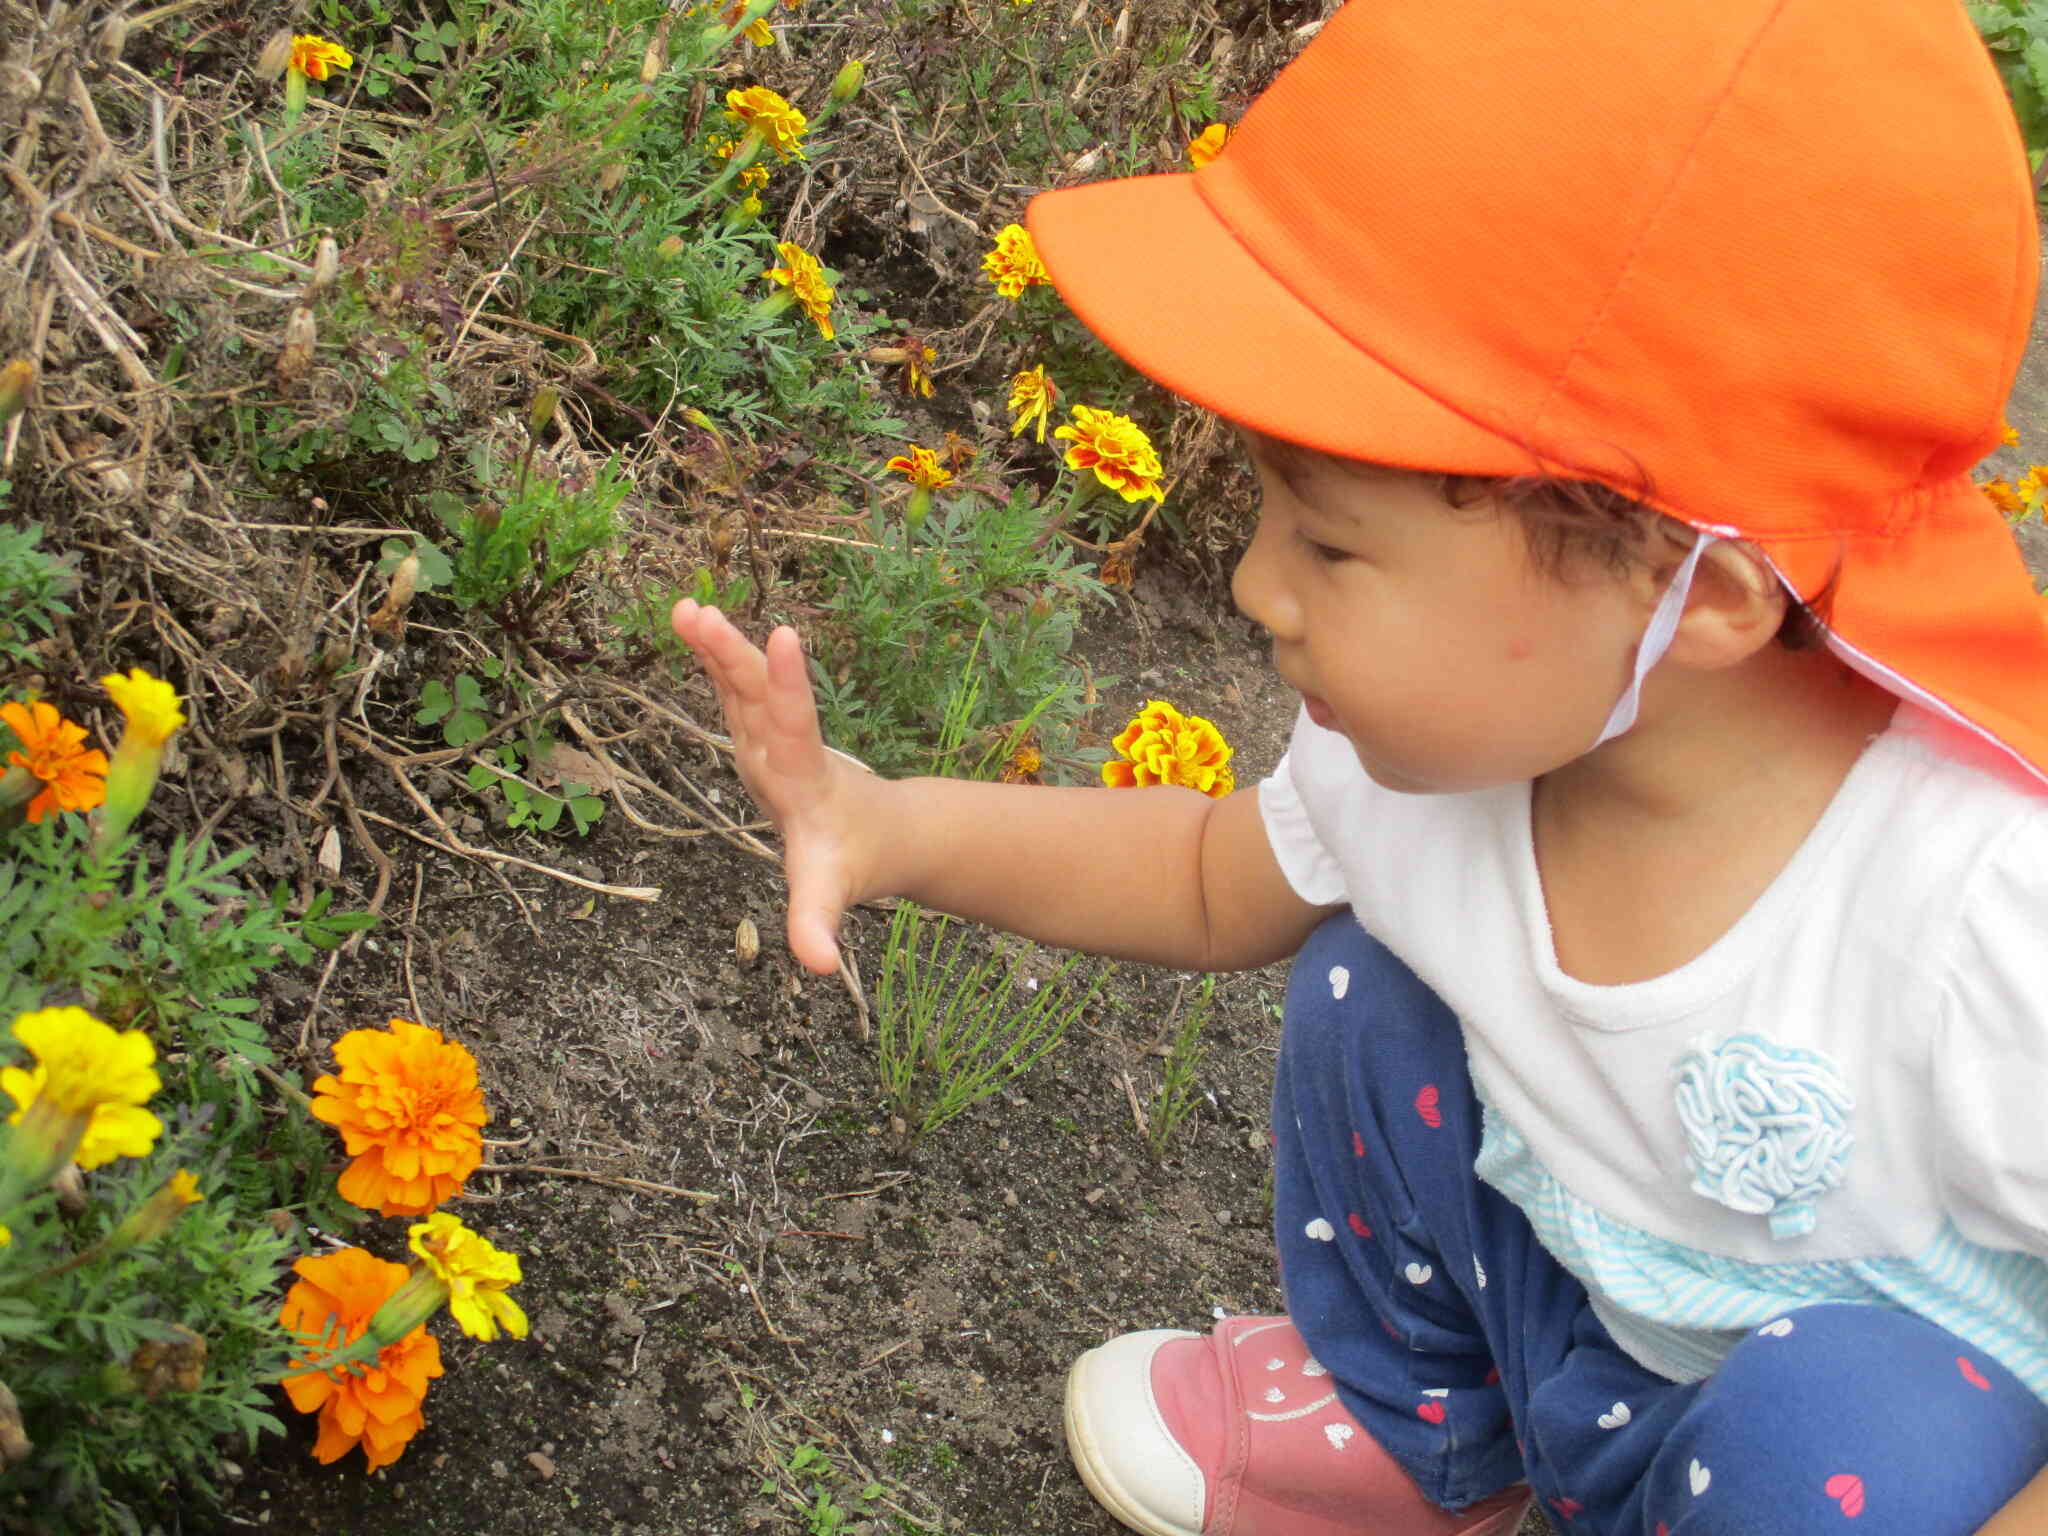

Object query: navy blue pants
[1273,915,2048,1534]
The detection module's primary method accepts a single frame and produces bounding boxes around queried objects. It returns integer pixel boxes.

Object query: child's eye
[1296,532,1350,564]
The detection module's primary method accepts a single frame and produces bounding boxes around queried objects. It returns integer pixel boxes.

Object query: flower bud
[0,359,34,425]
[364,1268,446,1351]
[657,235,685,258]
[526,387,560,439]
[829,57,866,104]
[110,1170,203,1249]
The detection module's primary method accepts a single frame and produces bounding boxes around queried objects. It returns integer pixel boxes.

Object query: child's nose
[1232,518,1300,640]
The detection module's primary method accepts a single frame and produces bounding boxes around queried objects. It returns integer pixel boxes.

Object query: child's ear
[1665,542,1788,669]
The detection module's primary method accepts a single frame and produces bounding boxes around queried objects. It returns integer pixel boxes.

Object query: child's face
[1230,432,1654,793]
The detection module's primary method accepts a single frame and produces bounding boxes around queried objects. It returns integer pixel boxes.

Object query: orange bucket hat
[1027,0,2048,785]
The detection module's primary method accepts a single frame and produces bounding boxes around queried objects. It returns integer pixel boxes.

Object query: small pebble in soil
[527,1451,556,1478]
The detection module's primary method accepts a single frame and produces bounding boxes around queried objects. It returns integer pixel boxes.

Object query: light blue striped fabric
[1475,1106,2048,1403]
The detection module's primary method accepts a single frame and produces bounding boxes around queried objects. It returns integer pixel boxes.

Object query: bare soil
[218,566,1359,1536]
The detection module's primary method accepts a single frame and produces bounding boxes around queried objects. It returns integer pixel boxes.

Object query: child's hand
[669,599,880,975]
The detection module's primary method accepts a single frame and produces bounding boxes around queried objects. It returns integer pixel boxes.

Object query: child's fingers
[760,626,824,773]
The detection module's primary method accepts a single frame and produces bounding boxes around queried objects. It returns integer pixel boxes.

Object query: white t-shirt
[1259,702,2048,1397]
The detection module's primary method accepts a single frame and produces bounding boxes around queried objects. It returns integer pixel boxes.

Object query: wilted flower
[1186,123,1228,169]
[981,223,1051,299]
[1,700,108,823]
[288,34,353,80]
[1007,365,1057,443]
[1054,405,1165,503]
[725,85,808,160]
[1001,739,1044,784]
[885,446,954,492]
[310,1019,487,1217]
[409,1213,529,1342]
[280,1248,443,1471]
[762,241,835,340]
[903,343,936,398]
[1102,699,1234,798]
[2,1006,162,1179]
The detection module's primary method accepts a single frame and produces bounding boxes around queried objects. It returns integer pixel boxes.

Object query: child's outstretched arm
[671,599,1333,975]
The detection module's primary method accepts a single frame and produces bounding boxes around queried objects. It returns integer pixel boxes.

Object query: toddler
[672,0,2048,1531]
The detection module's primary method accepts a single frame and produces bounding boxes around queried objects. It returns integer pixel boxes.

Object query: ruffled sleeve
[1256,712,1348,907]
[1932,811,2048,1259]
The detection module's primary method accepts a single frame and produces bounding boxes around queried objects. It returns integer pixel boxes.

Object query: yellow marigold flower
[763,241,835,340]
[2002,419,2021,448]
[885,446,955,491]
[1102,699,1234,798]
[409,1213,529,1342]
[1,699,108,823]
[740,163,770,190]
[2018,464,2048,506]
[1054,405,1166,503]
[288,34,354,81]
[1007,365,1058,443]
[725,85,808,160]
[981,223,1051,299]
[310,1020,487,1218]
[102,669,185,748]
[280,1248,443,1471]
[1187,123,1229,169]
[1982,478,2024,516]
[2,1006,163,1172]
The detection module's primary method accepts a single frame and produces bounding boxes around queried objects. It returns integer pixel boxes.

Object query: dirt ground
[221,559,1345,1536]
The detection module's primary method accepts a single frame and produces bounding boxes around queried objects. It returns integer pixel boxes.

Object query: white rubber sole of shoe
[1064,1330,1205,1536]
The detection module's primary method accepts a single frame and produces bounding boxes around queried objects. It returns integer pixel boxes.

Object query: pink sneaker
[1064,1316,1529,1536]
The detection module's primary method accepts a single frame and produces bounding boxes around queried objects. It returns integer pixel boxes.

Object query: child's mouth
[1301,693,1337,729]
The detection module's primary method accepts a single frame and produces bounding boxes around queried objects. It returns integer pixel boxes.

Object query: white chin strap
[1592,528,1715,748]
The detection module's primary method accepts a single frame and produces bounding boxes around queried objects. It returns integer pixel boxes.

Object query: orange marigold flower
[288,34,354,81]
[763,241,835,340]
[1101,699,1234,798]
[310,1019,486,1217]
[1186,123,1228,169]
[725,85,808,160]
[280,1247,443,1471]
[981,223,1051,299]
[1,699,108,823]
[1982,478,2024,516]
[884,446,954,491]
[1054,404,1166,503]
[1007,365,1057,443]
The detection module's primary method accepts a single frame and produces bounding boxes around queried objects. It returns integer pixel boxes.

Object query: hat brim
[1027,174,1536,476]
